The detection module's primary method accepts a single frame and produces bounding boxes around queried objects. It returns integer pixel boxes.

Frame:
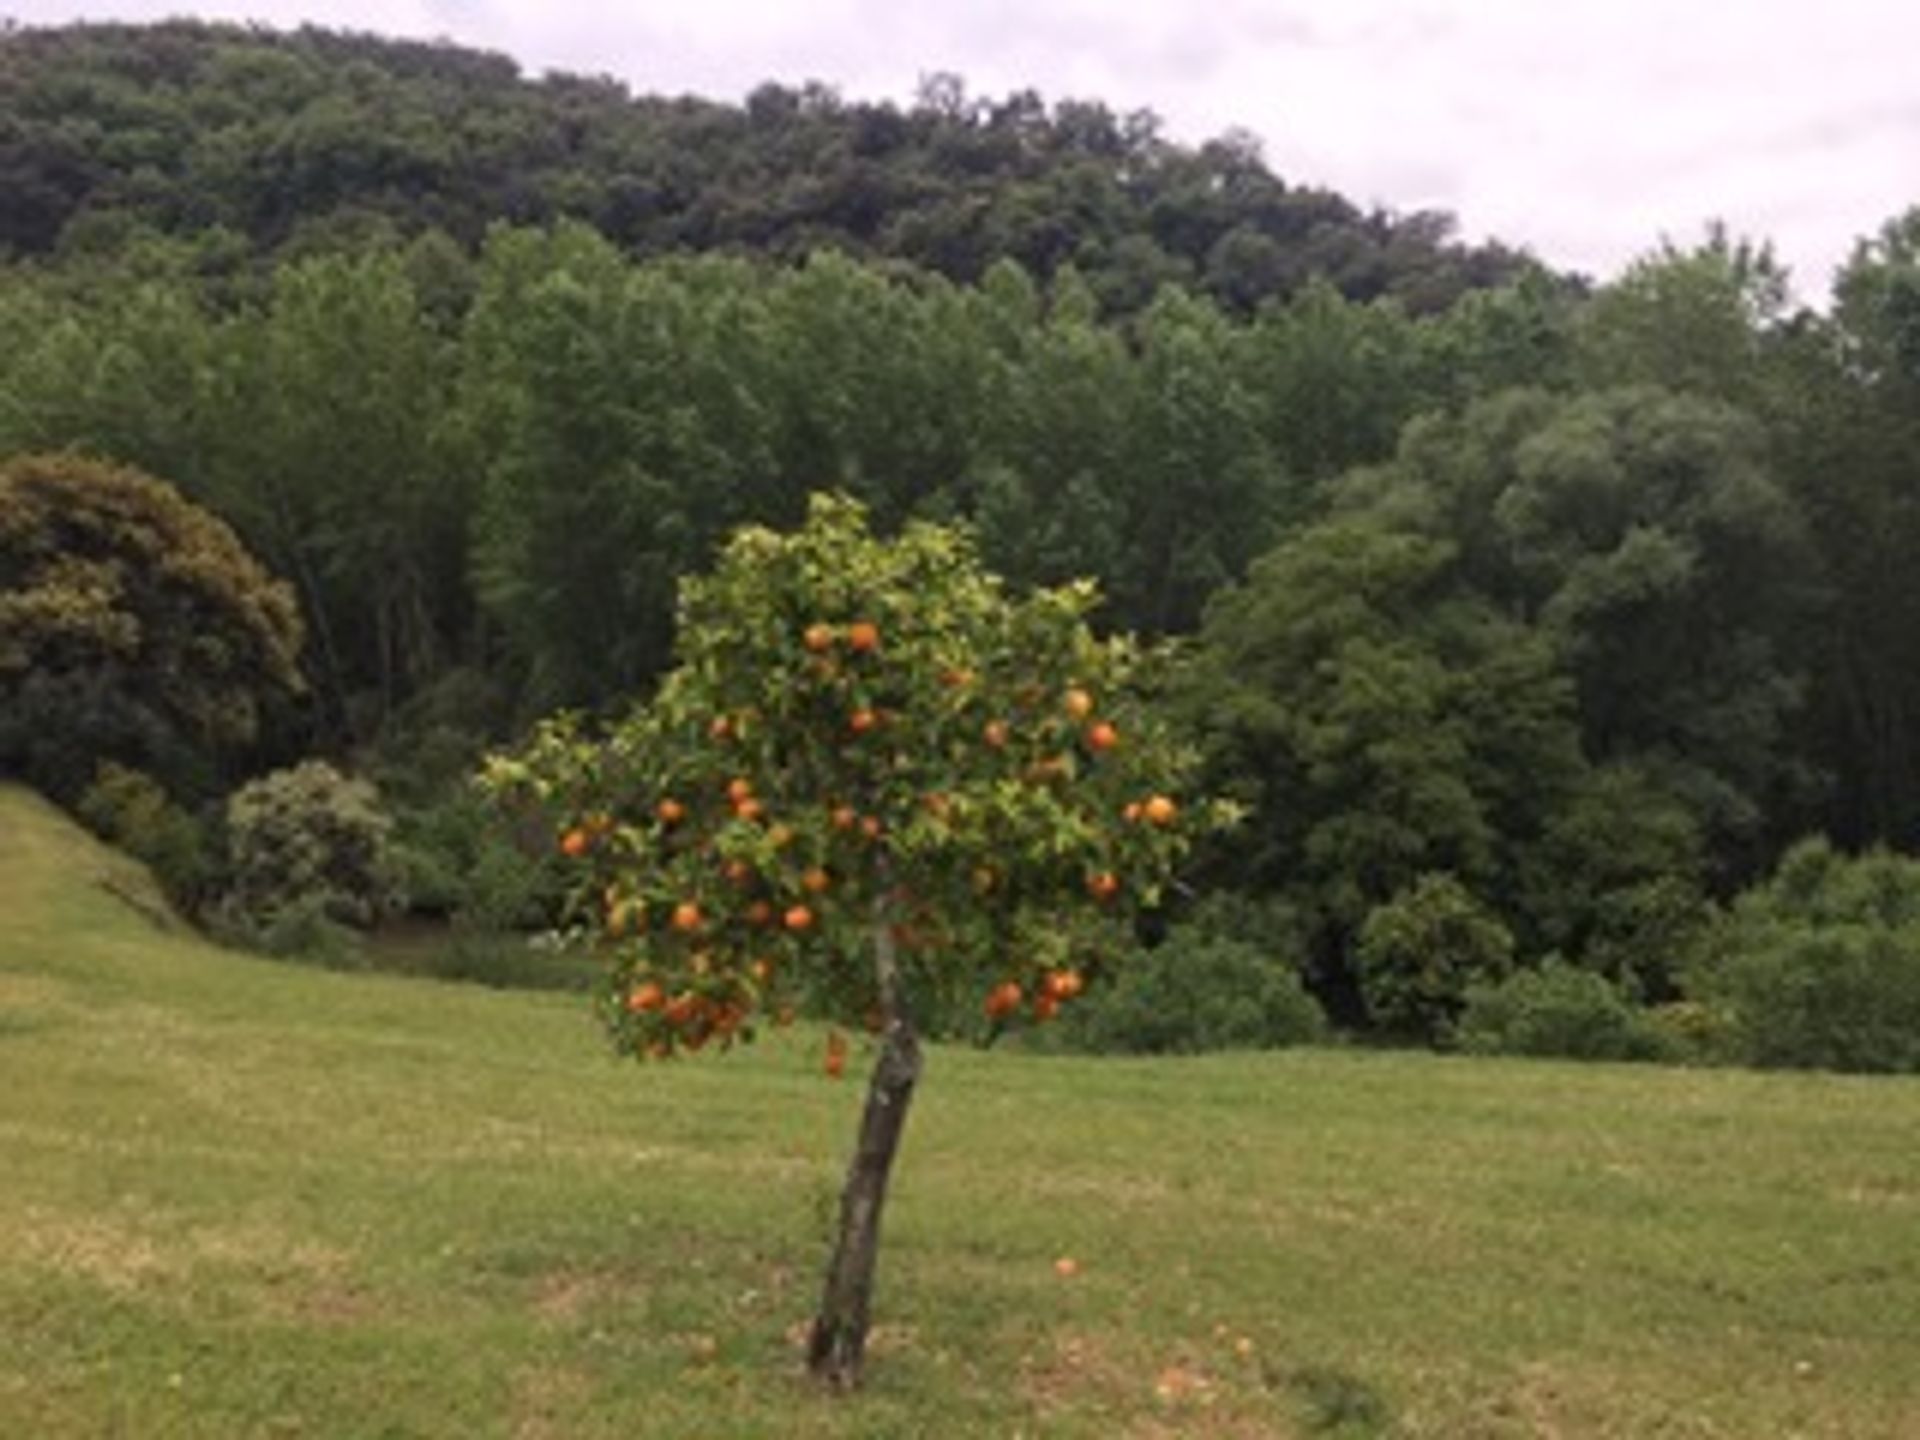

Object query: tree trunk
[806,916,921,1389]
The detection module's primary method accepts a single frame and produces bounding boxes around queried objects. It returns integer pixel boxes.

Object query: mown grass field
[3,784,1917,1438]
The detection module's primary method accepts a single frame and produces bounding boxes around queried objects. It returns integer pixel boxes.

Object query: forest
[5,19,1920,1071]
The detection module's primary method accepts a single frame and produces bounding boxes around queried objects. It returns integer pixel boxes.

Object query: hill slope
[0,20,1533,314]
[1,783,1916,1437]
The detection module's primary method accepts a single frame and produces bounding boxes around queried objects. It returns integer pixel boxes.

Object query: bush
[1355,874,1513,1045]
[1459,961,1669,1062]
[1064,932,1326,1055]
[76,762,214,908]
[222,760,399,945]
[1694,838,1920,1074]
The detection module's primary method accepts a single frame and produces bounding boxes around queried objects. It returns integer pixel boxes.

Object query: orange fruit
[831,805,857,831]
[984,980,1023,1019]
[803,622,835,653]
[745,899,775,928]
[749,957,773,984]
[1044,969,1085,1000]
[802,867,832,895]
[671,902,704,933]
[626,981,665,1013]
[733,797,765,823]
[860,815,883,841]
[726,777,754,804]
[1143,795,1178,827]
[783,904,816,932]
[848,708,877,735]
[559,827,590,858]
[846,620,880,653]
[1063,687,1094,721]
[657,797,686,825]
[983,719,1010,748]
[1033,993,1061,1022]
[1087,721,1119,752]
[709,715,734,741]
[1122,801,1143,824]
[1054,1256,1080,1278]
[1087,871,1119,901]
[767,823,796,849]
[723,859,753,886]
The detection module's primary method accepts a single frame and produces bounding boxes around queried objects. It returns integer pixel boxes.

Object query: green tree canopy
[0,452,305,799]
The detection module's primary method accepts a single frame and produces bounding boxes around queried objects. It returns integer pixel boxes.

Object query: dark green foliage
[75,761,213,908]
[1354,874,1514,1044]
[0,23,1527,318]
[0,453,306,802]
[220,760,398,947]
[1065,932,1326,1055]
[1694,838,1920,1073]
[1459,962,1669,1062]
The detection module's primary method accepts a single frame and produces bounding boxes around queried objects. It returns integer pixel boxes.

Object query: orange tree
[480,494,1223,1387]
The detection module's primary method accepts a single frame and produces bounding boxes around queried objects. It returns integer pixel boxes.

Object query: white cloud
[10,0,1917,298]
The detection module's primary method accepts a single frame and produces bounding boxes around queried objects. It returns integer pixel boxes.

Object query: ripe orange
[784,904,816,932]
[1087,721,1119,752]
[723,859,753,886]
[802,867,832,895]
[803,622,835,653]
[1122,801,1143,824]
[831,805,857,831]
[745,899,774,927]
[1045,969,1085,1000]
[1143,794,1178,827]
[1033,993,1061,1022]
[726,777,754,804]
[846,620,880,653]
[1054,1256,1080,1278]
[671,902,704,933]
[848,708,877,735]
[983,719,1010,748]
[1063,687,1094,721]
[733,797,765,823]
[626,981,665,1013]
[663,992,699,1026]
[559,827,590,858]
[709,715,734,741]
[860,815,884,841]
[749,957,773,984]
[657,797,687,825]
[1087,870,1119,901]
[767,823,796,849]
[984,980,1023,1019]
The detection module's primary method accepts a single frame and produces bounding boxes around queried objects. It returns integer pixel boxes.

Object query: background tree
[483,494,1218,1386]
[0,452,305,802]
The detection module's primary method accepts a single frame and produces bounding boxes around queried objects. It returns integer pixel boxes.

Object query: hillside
[2,783,1916,1436]
[0,20,1535,314]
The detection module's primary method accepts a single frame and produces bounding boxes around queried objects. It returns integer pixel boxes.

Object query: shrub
[222,760,399,941]
[76,761,214,908]
[1065,932,1326,1055]
[1355,874,1513,1045]
[1459,961,1669,1062]
[1693,838,1920,1074]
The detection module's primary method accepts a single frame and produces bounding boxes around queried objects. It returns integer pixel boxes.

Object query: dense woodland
[5,21,1920,1064]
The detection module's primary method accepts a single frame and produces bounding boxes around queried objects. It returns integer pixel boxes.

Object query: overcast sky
[11,0,1917,301]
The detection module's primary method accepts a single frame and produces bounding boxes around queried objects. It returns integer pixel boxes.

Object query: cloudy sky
[12,0,1917,300]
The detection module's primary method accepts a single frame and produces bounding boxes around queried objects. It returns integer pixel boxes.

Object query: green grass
[3,783,1918,1438]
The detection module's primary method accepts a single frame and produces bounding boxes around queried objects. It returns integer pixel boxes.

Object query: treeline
[7,214,1920,864]
[1,21,1531,316]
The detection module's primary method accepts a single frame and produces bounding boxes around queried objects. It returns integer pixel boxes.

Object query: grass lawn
[3,782,1917,1437]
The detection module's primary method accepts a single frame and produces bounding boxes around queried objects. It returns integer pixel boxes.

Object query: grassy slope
[2,783,1917,1438]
